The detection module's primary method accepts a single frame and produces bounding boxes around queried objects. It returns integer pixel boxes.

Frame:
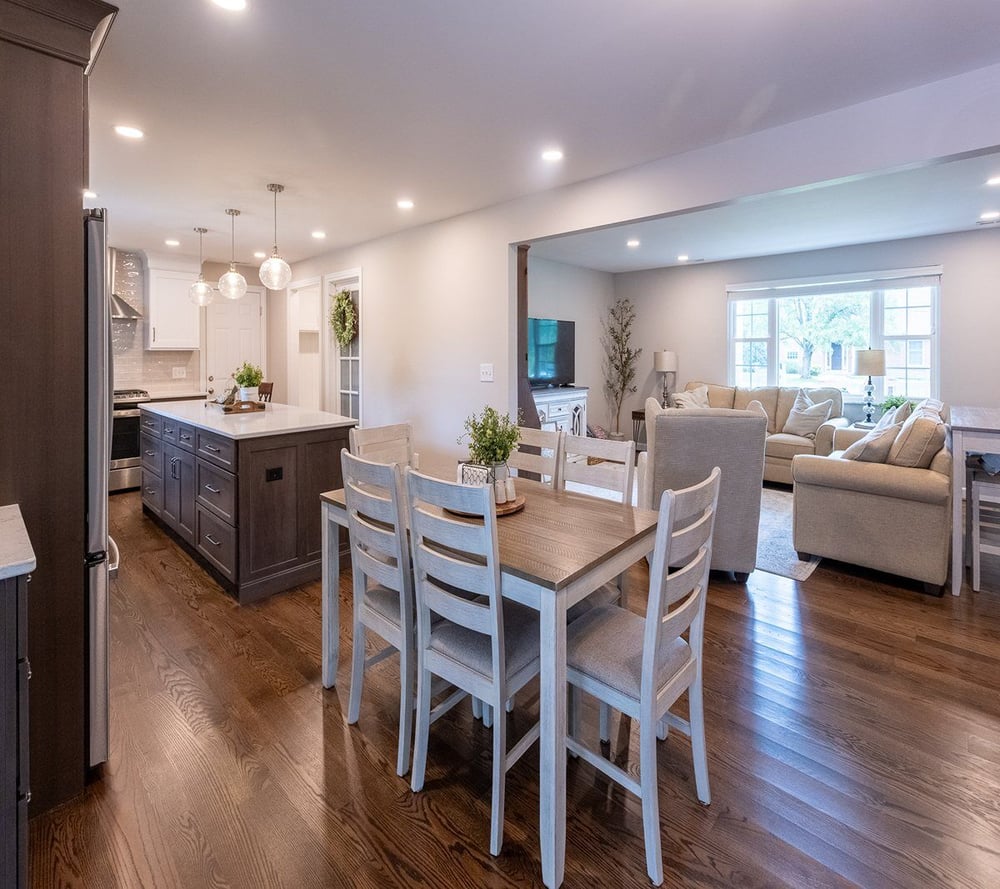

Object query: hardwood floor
[29,492,1000,888]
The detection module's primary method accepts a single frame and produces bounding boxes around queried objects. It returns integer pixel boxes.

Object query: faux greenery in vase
[601,296,642,436]
[457,405,521,484]
[234,361,263,402]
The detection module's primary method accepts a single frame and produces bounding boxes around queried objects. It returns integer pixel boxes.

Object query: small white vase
[238,385,259,403]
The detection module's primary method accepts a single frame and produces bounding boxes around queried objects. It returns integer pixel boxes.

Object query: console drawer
[196,429,237,471]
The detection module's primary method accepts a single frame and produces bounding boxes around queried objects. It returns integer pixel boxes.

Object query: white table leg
[539,589,567,888]
[951,429,964,597]
[322,502,341,688]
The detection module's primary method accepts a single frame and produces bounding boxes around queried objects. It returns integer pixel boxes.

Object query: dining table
[320,471,660,888]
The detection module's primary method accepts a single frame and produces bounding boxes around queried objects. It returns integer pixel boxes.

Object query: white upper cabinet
[143,252,201,350]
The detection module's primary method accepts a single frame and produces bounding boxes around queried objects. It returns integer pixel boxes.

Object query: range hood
[108,248,143,319]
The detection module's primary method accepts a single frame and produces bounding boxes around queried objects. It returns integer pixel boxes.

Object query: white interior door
[287,280,321,409]
[206,287,264,398]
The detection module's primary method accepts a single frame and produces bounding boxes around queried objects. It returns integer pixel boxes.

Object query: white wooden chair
[971,470,1000,591]
[507,426,564,488]
[565,467,721,886]
[561,433,636,503]
[406,469,541,856]
[341,450,416,777]
[349,421,418,468]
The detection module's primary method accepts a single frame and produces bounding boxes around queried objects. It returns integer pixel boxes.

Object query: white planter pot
[459,461,509,486]
[238,386,259,403]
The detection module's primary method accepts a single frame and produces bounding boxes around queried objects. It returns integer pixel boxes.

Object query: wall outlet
[479,362,494,382]
[172,366,186,379]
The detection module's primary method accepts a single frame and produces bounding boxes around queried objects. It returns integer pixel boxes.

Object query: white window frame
[727,266,941,401]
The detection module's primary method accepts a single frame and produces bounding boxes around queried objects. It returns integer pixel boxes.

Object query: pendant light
[189,227,214,306]
[218,208,248,300]
[258,183,292,291]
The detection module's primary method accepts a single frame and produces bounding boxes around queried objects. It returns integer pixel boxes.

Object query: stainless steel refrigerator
[84,209,116,769]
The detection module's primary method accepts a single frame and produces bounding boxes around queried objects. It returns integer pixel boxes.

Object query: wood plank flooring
[29,491,1000,888]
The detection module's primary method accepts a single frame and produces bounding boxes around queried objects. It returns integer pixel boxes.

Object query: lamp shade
[653,350,678,373]
[853,349,885,376]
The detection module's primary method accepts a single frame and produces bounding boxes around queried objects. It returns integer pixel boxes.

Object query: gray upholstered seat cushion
[567,604,691,702]
[364,584,404,627]
[765,432,816,461]
[428,601,539,679]
[566,581,620,623]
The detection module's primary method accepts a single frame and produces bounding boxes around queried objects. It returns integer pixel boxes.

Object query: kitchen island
[139,401,355,603]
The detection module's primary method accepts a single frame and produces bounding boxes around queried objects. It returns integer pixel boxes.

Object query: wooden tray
[222,400,266,413]
[445,494,525,519]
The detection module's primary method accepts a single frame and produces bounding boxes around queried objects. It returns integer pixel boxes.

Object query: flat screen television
[527,317,575,388]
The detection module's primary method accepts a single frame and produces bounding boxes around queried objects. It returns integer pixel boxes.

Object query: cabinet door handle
[204,445,221,453]
[204,484,221,494]
[145,449,155,456]
[144,487,156,495]
[205,534,222,546]
[24,658,31,680]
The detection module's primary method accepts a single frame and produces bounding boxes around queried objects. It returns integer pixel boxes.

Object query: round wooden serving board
[445,494,525,519]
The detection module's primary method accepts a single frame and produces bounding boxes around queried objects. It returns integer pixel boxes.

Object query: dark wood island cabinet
[140,402,355,603]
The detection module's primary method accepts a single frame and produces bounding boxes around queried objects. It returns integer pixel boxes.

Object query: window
[727,268,940,401]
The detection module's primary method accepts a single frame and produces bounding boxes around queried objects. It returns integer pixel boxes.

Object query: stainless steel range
[110,388,151,492]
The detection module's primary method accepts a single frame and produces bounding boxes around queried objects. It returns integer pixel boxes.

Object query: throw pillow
[914,397,944,417]
[782,390,834,438]
[745,399,768,421]
[842,422,903,462]
[874,403,900,430]
[887,407,947,469]
[673,384,710,409]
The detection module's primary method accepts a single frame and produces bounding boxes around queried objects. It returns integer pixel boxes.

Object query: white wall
[289,63,1000,464]
[614,227,1000,418]
[527,257,613,426]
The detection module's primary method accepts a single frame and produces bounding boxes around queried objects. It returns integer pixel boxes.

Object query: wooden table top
[322,477,658,592]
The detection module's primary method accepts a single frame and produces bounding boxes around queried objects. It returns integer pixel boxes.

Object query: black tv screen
[528,317,575,387]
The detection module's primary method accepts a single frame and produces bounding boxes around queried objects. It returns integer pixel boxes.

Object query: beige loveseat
[679,382,848,484]
[638,400,767,580]
[791,420,952,591]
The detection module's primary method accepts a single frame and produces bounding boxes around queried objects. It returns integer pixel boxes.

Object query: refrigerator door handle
[108,535,120,579]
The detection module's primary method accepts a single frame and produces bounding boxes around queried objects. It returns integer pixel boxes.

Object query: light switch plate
[480,363,494,382]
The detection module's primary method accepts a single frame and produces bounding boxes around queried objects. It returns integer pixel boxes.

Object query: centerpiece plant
[234,361,263,402]
[458,406,521,484]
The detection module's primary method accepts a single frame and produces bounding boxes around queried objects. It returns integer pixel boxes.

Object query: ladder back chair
[406,469,541,856]
[561,433,636,503]
[507,426,564,488]
[341,450,416,777]
[349,421,417,468]
[565,466,721,885]
[257,381,273,402]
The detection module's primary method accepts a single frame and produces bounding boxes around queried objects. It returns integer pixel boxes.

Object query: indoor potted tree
[457,405,521,485]
[602,296,642,438]
[234,361,263,403]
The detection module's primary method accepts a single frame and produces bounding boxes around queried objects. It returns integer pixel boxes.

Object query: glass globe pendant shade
[259,251,292,291]
[218,264,248,300]
[189,276,214,306]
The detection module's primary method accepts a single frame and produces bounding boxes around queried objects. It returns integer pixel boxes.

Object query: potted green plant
[880,394,910,412]
[457,405,521,485]
[234,361,263,403]
[602,296,642,437]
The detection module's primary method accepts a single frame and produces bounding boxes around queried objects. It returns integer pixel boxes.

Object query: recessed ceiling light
[83,189,97,199]
[980,211,1000,221]
[113,125,144,139]
[212,0,247,10]
[253,251,266,259]
[677,254,689,262]
[542,149,564,162]
[987,176,1000,186]
[311,230,326,239]
[164,239,180,247]
[626,239,640,248]
[397,198,414,210]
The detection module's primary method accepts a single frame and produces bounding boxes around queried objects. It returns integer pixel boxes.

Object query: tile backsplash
[112,250,202,395]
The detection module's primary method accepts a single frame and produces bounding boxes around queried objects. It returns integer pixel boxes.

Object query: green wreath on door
[330,289,357,349]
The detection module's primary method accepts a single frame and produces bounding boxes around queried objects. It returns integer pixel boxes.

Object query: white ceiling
[89,1,1000,265]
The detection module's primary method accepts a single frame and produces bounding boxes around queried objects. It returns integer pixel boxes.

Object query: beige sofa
[791,424,952,591]
[638,400,767,580]
[679,382,848,484]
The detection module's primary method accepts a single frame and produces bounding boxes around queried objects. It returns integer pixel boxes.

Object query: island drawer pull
[164,426,174,434]
[180,433,192,441]
[144,449,155,456]
[144,487,156,495]
[205,534,222,547]
[204,484,221,494]
[204,445,221,453]
[143,420,156,428]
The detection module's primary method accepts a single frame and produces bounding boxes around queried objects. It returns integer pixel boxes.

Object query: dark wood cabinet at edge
[0,0,118,816]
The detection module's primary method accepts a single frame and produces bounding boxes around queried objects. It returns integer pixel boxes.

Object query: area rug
[756,486,821,581]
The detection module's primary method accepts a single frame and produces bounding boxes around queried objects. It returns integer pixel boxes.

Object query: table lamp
[853,348,885,425]
[654,350,678,407]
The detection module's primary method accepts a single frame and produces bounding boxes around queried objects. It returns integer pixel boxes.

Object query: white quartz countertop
[142,400,356,440]
[0,504,36,579]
